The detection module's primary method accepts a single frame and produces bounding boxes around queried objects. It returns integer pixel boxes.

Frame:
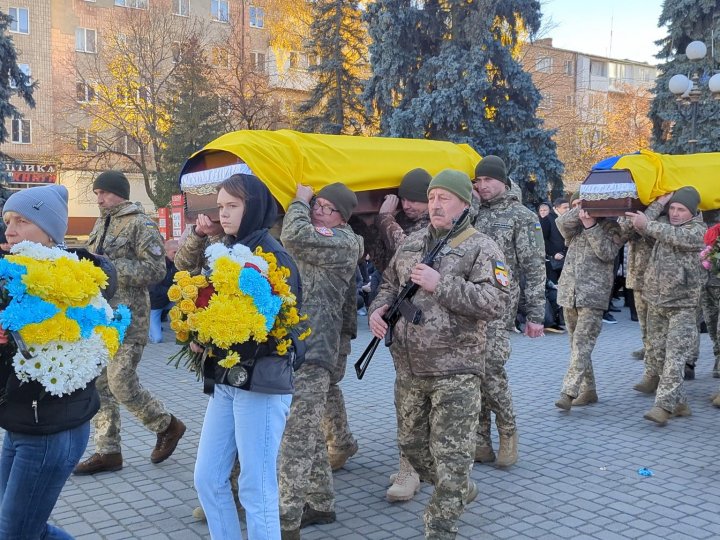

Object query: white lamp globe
[686,40,707,60]
[709,73,720,94]
[668,74,691,95]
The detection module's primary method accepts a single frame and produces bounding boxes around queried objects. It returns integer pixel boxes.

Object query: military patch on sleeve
[150,245,163,256]
[315,226,334,237]
[534,222,542,231]
[494,260,509,287]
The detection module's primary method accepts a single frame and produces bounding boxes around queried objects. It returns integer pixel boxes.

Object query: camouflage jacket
[280,199,364,372]
[367,211,429,273]
[556,209,623,310]
[618,200,665,291]
[642,215,706,308]
[472,189,546,325]
[87,201,166,344]
[370,225,510,378]
[174,227,223,274]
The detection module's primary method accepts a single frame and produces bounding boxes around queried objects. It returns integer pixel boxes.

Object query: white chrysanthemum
[89,293,114,322]
[10,241,78,261]
[205,243,269,275]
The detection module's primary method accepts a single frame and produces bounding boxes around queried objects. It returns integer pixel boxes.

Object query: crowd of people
[0,159,716,540]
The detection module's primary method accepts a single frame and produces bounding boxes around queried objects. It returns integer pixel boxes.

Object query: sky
[539,0,666,65]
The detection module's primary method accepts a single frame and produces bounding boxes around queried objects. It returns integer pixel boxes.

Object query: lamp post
[667,40,720,153]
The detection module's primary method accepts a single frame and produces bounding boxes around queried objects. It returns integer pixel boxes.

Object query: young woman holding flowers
[192,174,301,540]
[0,185,118,539]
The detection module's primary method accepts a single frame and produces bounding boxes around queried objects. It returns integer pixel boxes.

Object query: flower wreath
[701,223,720,279]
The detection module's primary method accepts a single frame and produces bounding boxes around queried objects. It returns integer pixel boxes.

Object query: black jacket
[149,258,177,310]
[541,212,566,258]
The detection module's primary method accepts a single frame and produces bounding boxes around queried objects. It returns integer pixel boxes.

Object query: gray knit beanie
[93,170,130,200]
[398,168,431,203]
[3,185,69,245]
[316,182,357,221]
[668,186,701,215]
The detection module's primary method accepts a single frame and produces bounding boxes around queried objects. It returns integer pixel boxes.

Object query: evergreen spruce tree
[365,0,564,203]
[649,0,720,154]
[297,0,369,135]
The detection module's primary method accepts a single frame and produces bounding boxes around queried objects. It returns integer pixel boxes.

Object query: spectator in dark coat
[148,239,178,343]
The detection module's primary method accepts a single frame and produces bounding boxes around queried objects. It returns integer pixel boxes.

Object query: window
[9,7,29,34]
[212,47,229,67]
[289,52,299,69]
[114,0,148,8]
[211,0,229,22]
[115,134,140,155]
[535,57,552,74]
[250,52,266,73]
[564,60,574,75]
[76,28,97,53]
[590,60,607,77]
[307,53,318,67]
[9,64,31,89]
[173,0,189,16]
[249,6,264,28]
[565,95,575,107]
[641,68,652,82]
[76,82,97,102]
[11,118,31,144]
[77,128,98,152]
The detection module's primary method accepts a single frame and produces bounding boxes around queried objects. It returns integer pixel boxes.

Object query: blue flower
[0,294,59,330]
[109,305,132,342]
[67,305,111,339]
[0,260,28,298]
[238,267,282,331]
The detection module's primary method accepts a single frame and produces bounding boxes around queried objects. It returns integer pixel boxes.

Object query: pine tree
[365,0,564,203]
[296,0,370,135]
[0,9,36,160]
[649,0,720,154]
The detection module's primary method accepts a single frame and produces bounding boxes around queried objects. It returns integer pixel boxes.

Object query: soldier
[555,194,624,411]
[374,168,432,502]
[370,169,509,540]
[471,156,545,468]
[625,187,705,425]
[278,182,364,540]
[74,170,186,475]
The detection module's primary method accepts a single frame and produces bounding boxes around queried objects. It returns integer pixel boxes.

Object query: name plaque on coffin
[579,169,646,217]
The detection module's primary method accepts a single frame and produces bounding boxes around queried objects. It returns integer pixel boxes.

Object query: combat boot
[151,415,186,464]
[631,348,645,360]
[713,394,720,408]
[633,375,659,394]
[554,393,573,411]
[280,529,301,540]
[643,406,670,426]
[474,444,496,463]
[73,452,123,475]
[386,455,420,502]
[572,389,598,406]
[496,431,518,467]
[328,440,358,471]
[300,504,336,528]
[684,363,695,380]
[673,403,692,417]
[464,480,478,505]
[192,506,206,521]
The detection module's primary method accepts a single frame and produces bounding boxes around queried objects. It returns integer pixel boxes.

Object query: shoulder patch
[145,220,156,227]
[494,260,509,287]
[315,226,334,237]
[534,222,542,231]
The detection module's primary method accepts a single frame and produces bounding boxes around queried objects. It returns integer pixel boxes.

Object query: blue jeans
[195,384,291,540]
[148,302,172,343]
[0,421,90,540]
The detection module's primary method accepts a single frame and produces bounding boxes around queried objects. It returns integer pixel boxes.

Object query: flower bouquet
[701,223,720,279]
[168,243,309,378]
[0,241,131,397]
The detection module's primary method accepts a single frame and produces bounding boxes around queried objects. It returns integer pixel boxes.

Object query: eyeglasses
[313,201,340,216]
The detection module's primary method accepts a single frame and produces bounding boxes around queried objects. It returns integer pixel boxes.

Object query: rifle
[354,208,470,379]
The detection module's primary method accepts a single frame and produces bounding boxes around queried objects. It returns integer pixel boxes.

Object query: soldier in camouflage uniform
[370,170,509,540]
[471,156,546,468]
[74,171,186,475]
[278,182,364,539]
[555,195,624,411]
[625,187,706,425]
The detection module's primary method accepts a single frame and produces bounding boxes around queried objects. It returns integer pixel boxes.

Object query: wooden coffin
[579,169,646,217]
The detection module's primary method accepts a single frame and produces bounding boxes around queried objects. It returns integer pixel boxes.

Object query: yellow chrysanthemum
[276,339,291,356]
[218,351,241,369]
[20,313,81,344]
[179,299,196,314]
[210,257,241,296]
[167,285,183,302]
[298,328,312,340]
[181,285,198,301]
[95,326,120,357]
[193,294,267,349]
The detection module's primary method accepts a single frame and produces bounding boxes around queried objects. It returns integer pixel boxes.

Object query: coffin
[579,169,646,217]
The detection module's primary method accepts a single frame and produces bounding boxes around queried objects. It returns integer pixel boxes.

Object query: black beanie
[316,182,357,221]
[398,168,431,203]
[93,170,130,200]
[668,186,700,215]
[474,155,509,187]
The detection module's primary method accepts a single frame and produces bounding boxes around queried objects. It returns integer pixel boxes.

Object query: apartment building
[1,0,309,234]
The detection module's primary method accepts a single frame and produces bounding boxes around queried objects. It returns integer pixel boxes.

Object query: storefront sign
[1,161,58,184]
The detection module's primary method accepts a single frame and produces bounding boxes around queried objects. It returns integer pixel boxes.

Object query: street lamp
[667,40,720,153]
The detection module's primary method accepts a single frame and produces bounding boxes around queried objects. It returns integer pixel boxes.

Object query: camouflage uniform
[370,222,510,540]
[87,201,169,454]
[642,215,705,412]
[173,227,223,275]
[278,199,363,531]
[557,209,623,398]
[372,211,430,272]
[471,187,546,447]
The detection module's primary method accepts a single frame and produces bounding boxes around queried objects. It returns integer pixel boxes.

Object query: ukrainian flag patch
[494,260,509,287]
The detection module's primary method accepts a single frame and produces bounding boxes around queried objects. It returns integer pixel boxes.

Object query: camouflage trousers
[560,307,604,398]
[94,342,171,454]
[322,334,356,453]
[646,305,696,412]
[395,373,482,540]
[477,326,515,446]
[701,286,720,364]
[635,290,649,348]
[278,363,333,529]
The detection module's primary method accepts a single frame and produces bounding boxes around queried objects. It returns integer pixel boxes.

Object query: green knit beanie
[398,168,431,203]
[569,191,580,205]
[316,182,357,221]
[427,169,473,204]
[474,155,509,187]
[93,170,130,200]
[668,186,700,215]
